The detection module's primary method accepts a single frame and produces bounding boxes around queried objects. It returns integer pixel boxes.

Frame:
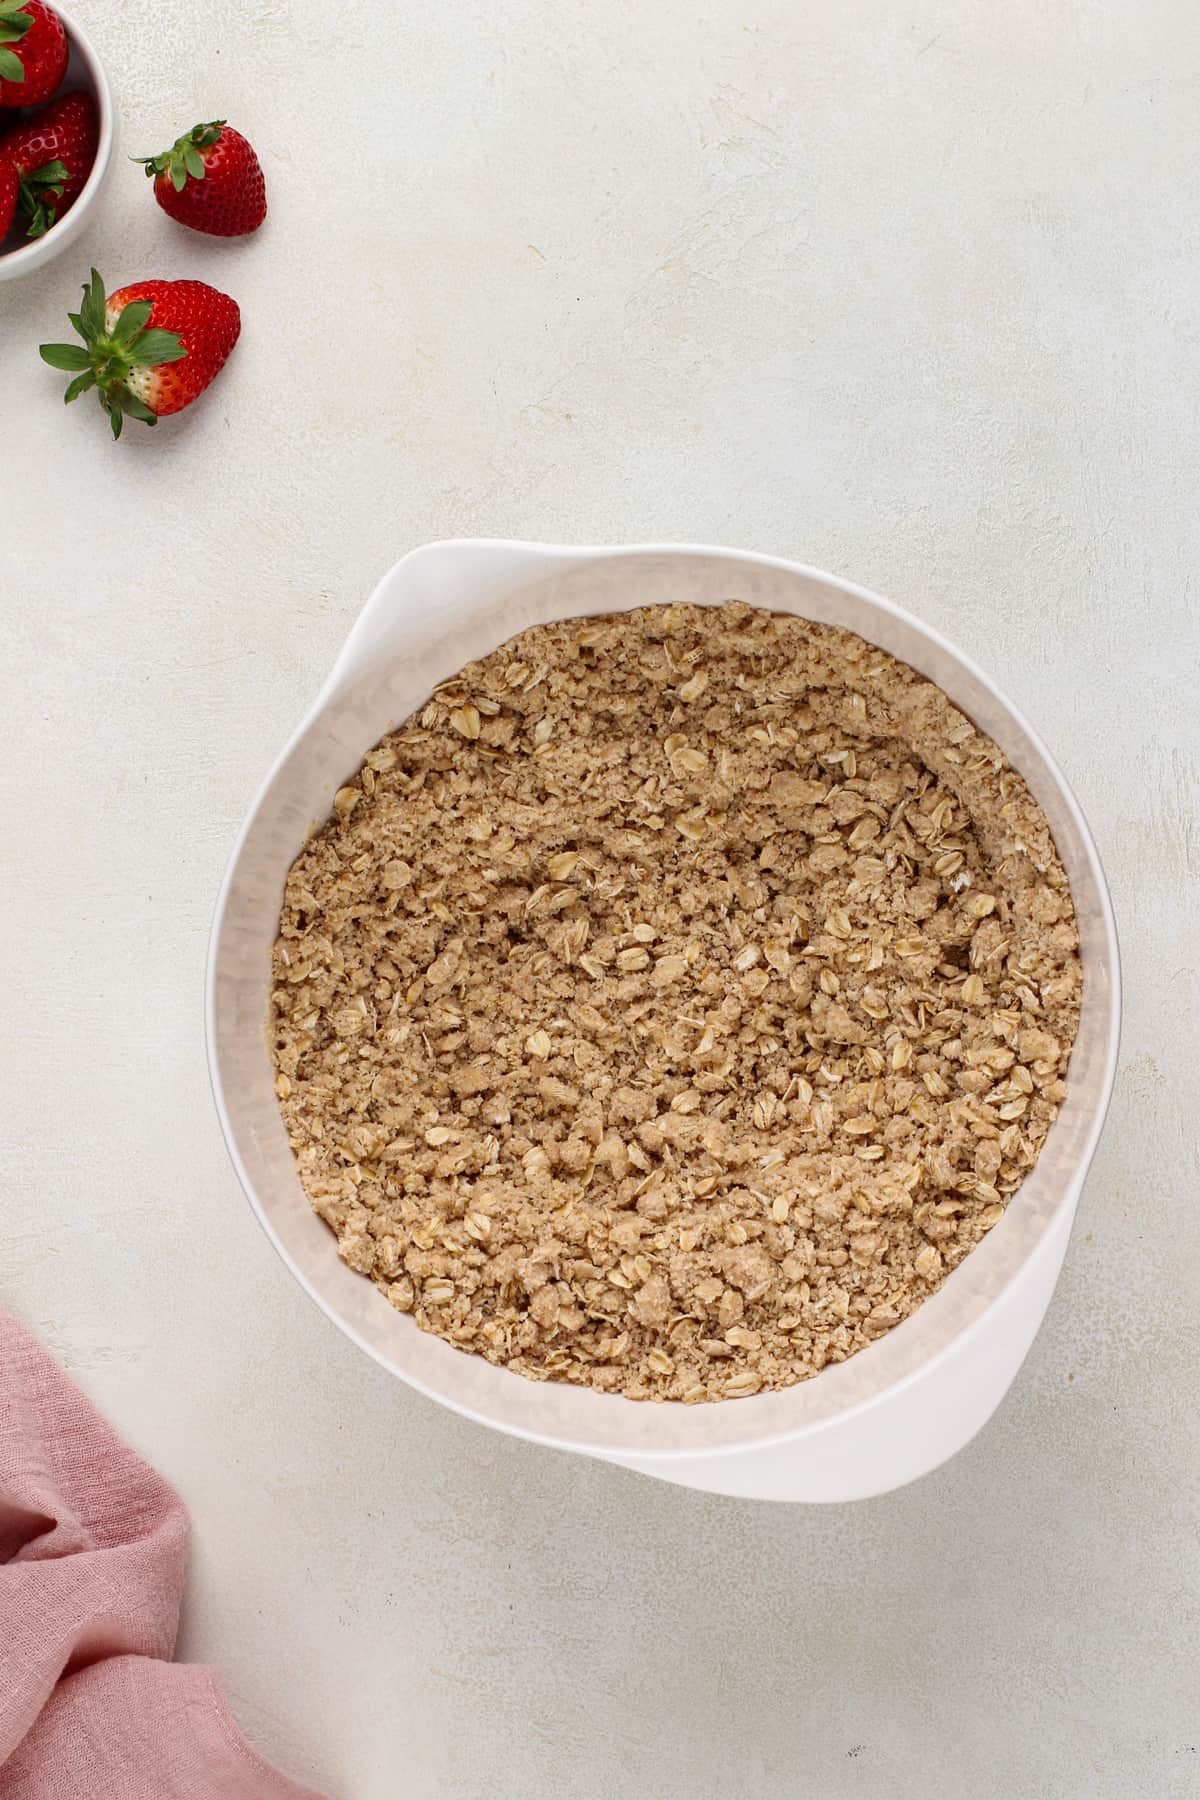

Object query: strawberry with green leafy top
[136,119,266,237]
[0,0,67,107]
[1,88,97,235]
[39,268,241,438]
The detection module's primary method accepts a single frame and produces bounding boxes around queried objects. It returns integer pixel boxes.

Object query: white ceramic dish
[0,4,114,282]
[207,541,1120,1502]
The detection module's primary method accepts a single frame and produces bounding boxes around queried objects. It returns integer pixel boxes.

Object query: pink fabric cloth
[0,1311,326,1799]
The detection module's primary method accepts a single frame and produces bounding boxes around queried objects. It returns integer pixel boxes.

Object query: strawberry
[0,88,97,236]
[0,154,16,236]
[0,0,67,108]
[136,119,266,237]
[39,268,241,439]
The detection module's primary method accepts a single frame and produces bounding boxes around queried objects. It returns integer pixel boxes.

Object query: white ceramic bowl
[207,542,1121,1503]
[0,4,115,282]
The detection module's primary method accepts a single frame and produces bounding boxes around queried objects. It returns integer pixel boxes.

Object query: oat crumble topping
[269,603,1081,1402]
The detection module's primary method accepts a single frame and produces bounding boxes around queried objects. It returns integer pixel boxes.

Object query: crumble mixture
[269,603,1081,1402]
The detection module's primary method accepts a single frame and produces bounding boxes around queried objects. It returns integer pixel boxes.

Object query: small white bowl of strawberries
[0,1,114,278]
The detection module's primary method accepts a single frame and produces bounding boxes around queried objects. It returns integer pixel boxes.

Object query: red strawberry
[136,119,266,237]
[0,154,16,236]
[0,88,97,236]
[39,268,241,439]
[0,0,67,108]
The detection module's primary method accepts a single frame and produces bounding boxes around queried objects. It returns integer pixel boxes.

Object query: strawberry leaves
[17,155,68,236]
[135,120,224,193]
[109,297,152,343]
[39,341,90,370]
[104,293,184,366]
[114,390,157,425]
[79,264,105,338]
[128,329,186,366]
[39,269,188,439]
[0,0,33,85]
[63,369,97,403]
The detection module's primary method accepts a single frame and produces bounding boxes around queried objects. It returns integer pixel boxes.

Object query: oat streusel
[270,603,1081,1402]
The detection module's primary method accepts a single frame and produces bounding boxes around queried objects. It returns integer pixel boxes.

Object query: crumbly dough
[269,603,1081,1402]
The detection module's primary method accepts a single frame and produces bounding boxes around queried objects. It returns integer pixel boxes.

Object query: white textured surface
[2,1,1198,1794]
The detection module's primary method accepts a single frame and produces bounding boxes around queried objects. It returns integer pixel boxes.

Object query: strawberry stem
[133,120,225,192]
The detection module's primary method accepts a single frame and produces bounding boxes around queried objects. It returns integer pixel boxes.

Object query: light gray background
[2,2,1198,1795]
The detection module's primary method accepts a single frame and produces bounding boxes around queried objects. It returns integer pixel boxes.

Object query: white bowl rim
[0,2,115,281]
[206,539,1123,1462]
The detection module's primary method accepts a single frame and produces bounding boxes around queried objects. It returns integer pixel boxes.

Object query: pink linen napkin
[0,1310,327,1799]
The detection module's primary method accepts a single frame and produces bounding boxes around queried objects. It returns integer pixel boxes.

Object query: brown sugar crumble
[269,603,1082,1403]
